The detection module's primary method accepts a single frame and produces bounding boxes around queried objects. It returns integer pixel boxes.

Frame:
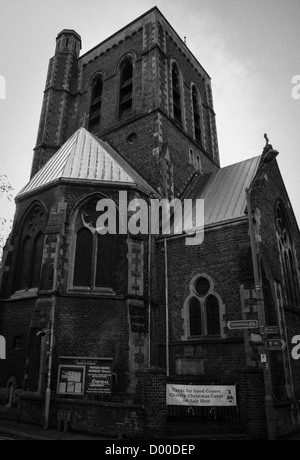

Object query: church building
[1,7,300,439]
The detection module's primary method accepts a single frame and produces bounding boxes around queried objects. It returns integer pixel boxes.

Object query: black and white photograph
[0,0,300,444]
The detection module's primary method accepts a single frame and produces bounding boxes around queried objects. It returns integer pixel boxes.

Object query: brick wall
[17,368,166,438]
[52,295,130,396]
[138,367,166,438]
[0,298,36,395]
[237,369,267,439]
[0,182,151,399]
[18,394,144,438]
[253,161,300,399]
[152,221,251,376]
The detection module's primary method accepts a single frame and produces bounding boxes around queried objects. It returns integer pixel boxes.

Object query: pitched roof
[183,156,261,226]
[18,128,158,198]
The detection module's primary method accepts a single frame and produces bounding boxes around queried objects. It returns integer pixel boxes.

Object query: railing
[167,404,241,427]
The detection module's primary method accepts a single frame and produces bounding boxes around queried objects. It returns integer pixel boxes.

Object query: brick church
[1,7,300,439]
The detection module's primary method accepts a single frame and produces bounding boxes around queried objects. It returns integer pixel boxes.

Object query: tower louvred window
[119,58,133,119]
[172,63,182,126]
[89,76,103,133]
[192,85,202,144]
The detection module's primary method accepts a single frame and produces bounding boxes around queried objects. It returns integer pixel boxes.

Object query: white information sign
[166,384,237,407]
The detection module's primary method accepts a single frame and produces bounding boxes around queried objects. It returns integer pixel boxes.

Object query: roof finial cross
[264,133,269,146]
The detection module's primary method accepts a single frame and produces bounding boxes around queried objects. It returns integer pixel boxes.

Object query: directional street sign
[265,338,286,351]
[227,320,259,330]
[264,326,279,334]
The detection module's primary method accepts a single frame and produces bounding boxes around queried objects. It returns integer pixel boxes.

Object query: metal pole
[164,237,169,377]
[148,202,152,367]
[246,187,276,440]
[44,296,56,430]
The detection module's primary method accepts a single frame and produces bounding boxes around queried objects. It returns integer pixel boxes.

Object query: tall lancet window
[89,76,103,133]
[185,275,222,338]
[119,57,133,120]
[171,63,183,126]
[72,198,124,292]
[17,206,46,291]
[192,85,202,144]
[276,203,300,307]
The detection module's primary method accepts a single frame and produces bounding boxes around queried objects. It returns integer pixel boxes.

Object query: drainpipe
[44,294,56,430]
[164,237,169,377]
[148,200,152,367]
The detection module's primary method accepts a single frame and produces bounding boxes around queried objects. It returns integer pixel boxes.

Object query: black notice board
[57,357,113,396]
[57,365,85,396]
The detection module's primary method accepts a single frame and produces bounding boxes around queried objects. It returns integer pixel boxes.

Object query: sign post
[265,339,286,351]
[263,326,279,335]
[227,320,258,330]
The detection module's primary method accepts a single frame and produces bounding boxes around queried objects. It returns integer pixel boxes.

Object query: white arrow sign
[227,320,259,330]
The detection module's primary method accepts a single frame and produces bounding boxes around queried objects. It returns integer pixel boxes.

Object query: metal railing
[167,404,241,427]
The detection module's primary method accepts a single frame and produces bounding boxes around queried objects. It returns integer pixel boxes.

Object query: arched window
[89,76,103,133]
[18,237,31,290]
[31,232,45,288]
[189,297,202,336]
[73,228,93,287]
[192,85,202,144]
[206,295,220,335]
[72,198,119,291]
[17,206,46,291]
[186,275,221,337]
[119,57,133,119]
[276,203,300,307]
[171,63,182,126]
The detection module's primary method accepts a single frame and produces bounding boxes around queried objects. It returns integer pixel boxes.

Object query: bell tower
[31,30,82,178]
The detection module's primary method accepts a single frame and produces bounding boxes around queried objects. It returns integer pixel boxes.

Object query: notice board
[85,362,112,395]
[57,357,113,396]
[57,365,85,396]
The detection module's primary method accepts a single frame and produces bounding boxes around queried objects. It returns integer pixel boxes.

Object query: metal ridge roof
[183,156,261,226]
[17,128,158,198]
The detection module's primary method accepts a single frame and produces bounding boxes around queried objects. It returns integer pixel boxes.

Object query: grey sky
[0,0,299,229]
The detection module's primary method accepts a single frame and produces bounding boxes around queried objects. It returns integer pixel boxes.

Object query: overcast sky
[0,0,299,232]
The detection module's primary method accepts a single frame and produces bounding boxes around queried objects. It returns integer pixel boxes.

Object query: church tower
[31,30,82,177]
[30,8,219,197]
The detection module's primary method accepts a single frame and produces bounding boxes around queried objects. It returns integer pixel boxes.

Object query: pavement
[0,405,114,440]
[1,405,300,441]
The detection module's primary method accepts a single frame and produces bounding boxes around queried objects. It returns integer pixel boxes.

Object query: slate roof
[183,156,261,226]
[17,128,158,197]
[18,127,261,228]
